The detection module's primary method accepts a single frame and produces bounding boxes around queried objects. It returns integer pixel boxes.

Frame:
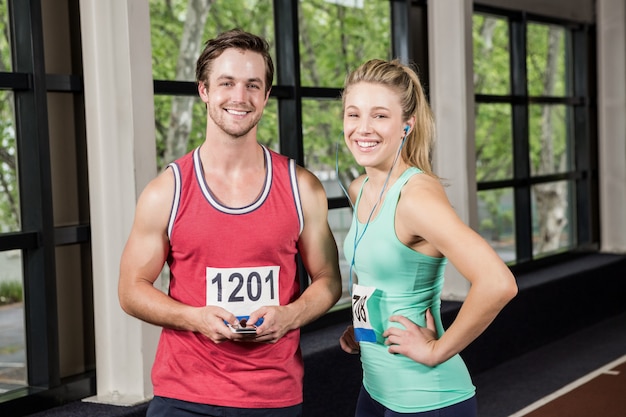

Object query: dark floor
[25,310,626,417]
[473,309,626,417]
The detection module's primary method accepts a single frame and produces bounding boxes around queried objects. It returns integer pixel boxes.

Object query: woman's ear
[404,117,416,136]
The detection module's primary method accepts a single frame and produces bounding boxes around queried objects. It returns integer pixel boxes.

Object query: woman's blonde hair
[342,59,436,176]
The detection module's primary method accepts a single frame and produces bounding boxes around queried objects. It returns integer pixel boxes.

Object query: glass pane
[302,97,357,306]
[527,23,568,97]
[154,94,205,170]
[302,98,360,185]
[56,245,93,377]
[475,103,513,182]
[298,0,391,88]
[0,91,20,232]
[258,98,279,153]
[154,95,279,170]
[473,14,510,95]
[532,180,574,257]
[477,188,515,263]
[150,0,275,83]
[0,249,27,393]
[0,0,11,72]
[328,207,353,306]
[151,0,279,169]
[529,104,572,176]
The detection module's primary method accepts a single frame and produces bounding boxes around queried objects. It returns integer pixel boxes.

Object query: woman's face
[343,82,407,170]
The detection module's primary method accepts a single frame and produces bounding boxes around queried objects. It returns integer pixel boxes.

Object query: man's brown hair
[195,28,274,94]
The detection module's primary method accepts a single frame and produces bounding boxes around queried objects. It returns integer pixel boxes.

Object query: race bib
[352,283,377,343]
[206,266,280,323]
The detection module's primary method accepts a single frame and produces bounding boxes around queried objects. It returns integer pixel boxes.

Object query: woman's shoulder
[348,174,367,192]
[400,171,450,211]
[404,169,443,190]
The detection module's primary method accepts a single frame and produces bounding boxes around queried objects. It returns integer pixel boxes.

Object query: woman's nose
[356,119,371,134]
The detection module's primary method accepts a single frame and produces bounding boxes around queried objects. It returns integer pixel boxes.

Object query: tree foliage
[0,0,19,232]
[0,3,576,257]
[149,0,390,181]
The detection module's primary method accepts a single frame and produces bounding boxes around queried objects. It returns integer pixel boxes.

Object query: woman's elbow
[500,272,518,304]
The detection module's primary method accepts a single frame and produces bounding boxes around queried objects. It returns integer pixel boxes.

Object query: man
[119,29,342,417]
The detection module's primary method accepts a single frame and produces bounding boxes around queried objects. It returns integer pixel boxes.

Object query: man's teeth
[227,109,247,115]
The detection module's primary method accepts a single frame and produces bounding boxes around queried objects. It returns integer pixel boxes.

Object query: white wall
[597,0,626,253]
[428,0,476,300]
[80,0,158,405]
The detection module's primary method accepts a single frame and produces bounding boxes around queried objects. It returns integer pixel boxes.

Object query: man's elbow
[118,280,137,317]
[330,276,342,304]
[118,291,132,316]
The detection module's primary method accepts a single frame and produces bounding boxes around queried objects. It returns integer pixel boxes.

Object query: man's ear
[198,82,209,102]
[264,87,272,105]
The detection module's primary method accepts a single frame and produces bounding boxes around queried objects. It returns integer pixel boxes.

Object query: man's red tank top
[151,145,305,408]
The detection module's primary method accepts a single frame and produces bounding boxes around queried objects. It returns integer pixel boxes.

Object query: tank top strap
[380,167,422,211]
[354,177,368,207]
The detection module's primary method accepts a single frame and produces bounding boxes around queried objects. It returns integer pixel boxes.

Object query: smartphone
[228,322,257,334]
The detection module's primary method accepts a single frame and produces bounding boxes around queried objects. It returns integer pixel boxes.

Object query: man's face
[199,48,270,138]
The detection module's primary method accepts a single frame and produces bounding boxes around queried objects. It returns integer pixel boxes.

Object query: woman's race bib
[352,283,377,343]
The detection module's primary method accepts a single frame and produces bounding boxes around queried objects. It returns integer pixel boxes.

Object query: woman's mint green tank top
[343,167,475,413]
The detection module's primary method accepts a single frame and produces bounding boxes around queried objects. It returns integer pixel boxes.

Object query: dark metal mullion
[300,86,342,99]
[9,0,59,388]
[510,15,533,263]
[476,94,526,104]
[478,171,580,191]
[45,74,83,93]
[273,0,303,164]
[273,0,308,291]
[476,94,583,105]
[0,71,30,89]
[0,231,38,251]
[54,225,91,246]
[391,0,411,63]
[328,196,351,210]
[572,26,598,247]
[153,80,296,100]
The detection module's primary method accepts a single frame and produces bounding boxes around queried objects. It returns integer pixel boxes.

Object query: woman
[339,58,518,417]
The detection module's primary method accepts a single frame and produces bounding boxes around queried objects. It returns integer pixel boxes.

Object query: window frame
[152,0,416,292]
[0,0,93,412]
[473,5,598,269]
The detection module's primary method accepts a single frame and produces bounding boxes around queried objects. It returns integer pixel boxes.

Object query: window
[0,1,29,395]
[150,0,277,170]
[299,0,392,305]
[0,1,94,410]
[0,0,26,394]
[473,7,598,266]
[149,0,396,305]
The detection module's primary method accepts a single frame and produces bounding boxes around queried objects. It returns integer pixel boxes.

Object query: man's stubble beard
[208,105,264,139]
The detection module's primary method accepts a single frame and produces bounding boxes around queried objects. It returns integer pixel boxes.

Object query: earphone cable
[336,132,408,295]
